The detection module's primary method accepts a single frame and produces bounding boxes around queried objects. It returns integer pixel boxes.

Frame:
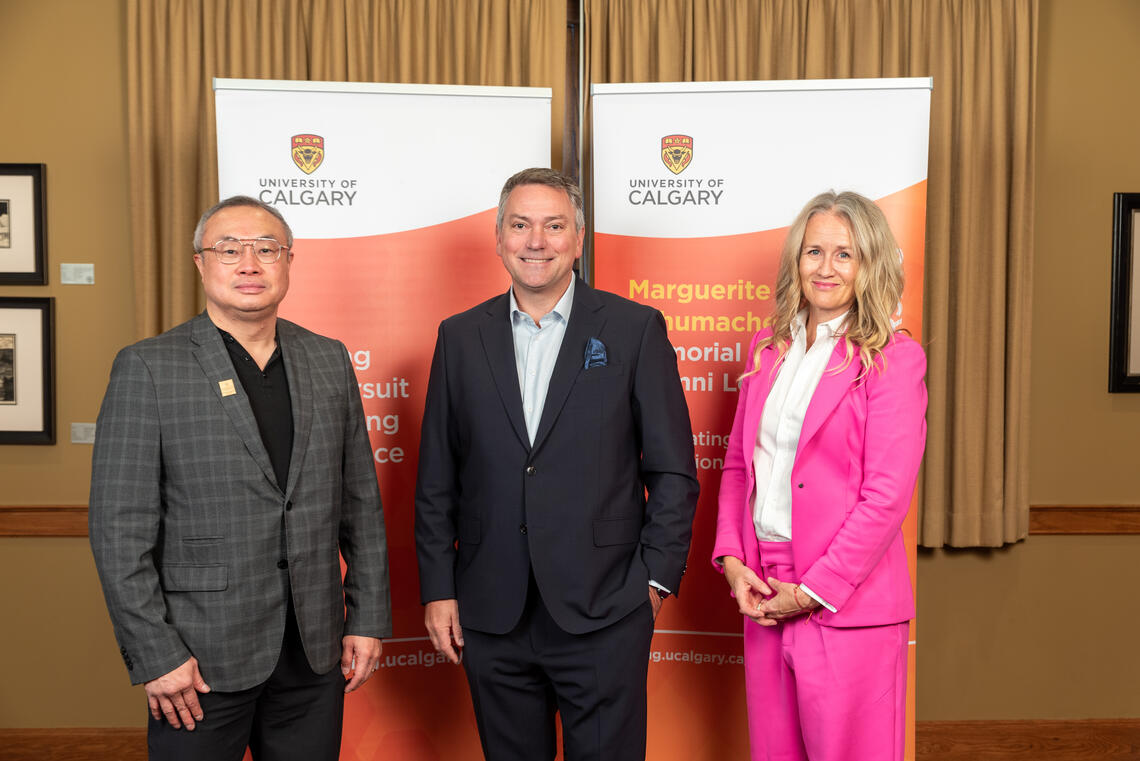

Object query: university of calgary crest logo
[291,134,325,174]
[661,134,693,175]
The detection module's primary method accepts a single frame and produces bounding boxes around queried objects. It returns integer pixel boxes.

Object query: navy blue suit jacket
[415,279,699,635]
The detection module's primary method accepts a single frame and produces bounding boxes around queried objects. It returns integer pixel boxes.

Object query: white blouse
[749,310,849,611]
[751,309,849,542]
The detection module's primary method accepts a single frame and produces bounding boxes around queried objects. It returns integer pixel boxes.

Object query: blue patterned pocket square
[584,337,608,369]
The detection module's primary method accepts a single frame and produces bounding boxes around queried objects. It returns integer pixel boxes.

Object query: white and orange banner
[591,78,932,761]
[216,78,551,760]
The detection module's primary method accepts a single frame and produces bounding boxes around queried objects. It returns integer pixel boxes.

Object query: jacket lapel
[478,293,531,450]
[531,279,604,453]
[189,312,279,490]
[741,343,779,466]
[278,319,312,500]
[797,340,862,456]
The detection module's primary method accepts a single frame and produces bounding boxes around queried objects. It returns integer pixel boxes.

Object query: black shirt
[219,329,294,491]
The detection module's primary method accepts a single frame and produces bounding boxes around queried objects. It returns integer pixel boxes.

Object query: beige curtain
[583,0,1037,547]
[127,0,564,337]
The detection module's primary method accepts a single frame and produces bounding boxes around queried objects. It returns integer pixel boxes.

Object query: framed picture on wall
[0,164,47,285]
[1110,193,1140,392]
[0,297,55,444]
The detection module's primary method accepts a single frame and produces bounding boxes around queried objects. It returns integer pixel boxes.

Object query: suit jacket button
[519,524,527,535]
[285,500,293,511]
[797,483,804,488]
[277,559,289,569]
[526,465,536,476]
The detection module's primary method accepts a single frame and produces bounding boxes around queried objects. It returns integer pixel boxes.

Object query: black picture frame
[0,163,47,285]
[0,297,55,444]
[1109,193,1140,392]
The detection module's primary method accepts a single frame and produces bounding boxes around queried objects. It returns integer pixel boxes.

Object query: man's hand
[722,556,776,626]
[144,657,210,730]
[341,636,384,693]
[424,599,464,664]
[649,586,664,620]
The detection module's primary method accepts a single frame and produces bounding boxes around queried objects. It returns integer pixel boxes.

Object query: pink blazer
[712,328,926,627]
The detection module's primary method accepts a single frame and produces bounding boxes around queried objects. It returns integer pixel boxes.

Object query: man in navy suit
[415,168,699,760]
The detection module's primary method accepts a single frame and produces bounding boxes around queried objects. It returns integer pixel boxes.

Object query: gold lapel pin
[218,379,237,397]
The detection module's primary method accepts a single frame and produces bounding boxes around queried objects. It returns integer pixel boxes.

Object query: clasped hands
[722,556,819,627]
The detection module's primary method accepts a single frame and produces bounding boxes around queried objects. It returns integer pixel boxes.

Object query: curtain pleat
[129,0,1034,546]
[127,0,564,336]
[583,0,1037,547]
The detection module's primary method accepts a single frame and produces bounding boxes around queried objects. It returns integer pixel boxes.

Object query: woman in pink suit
[712,190,927,761]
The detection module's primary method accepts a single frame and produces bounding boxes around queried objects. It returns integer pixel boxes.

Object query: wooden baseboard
[916,719,1140,760]
[2,720,1137,759]
[0,728,146,761]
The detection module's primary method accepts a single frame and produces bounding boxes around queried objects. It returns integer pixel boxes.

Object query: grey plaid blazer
[90,312,391,691]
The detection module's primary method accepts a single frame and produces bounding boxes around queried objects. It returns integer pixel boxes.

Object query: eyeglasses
[200,237,289,265]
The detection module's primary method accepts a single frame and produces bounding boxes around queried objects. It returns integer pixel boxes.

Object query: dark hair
[193,195,294,252]
[496,168,585,232]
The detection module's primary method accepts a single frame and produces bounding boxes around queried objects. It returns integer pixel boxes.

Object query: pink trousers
[743,541,908,761]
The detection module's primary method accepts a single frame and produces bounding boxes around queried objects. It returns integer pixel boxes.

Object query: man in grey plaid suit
[90,196,391,761]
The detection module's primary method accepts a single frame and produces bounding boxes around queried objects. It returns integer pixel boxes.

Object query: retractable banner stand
[216,79,550,760]
[592,79,931,761]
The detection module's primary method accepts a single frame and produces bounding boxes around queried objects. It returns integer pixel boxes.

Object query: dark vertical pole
[563,0,581,183]
[564,0,589,281]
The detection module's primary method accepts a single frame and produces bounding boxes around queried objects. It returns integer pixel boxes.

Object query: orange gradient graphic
[595,181,926,761]
[281,209,505,761]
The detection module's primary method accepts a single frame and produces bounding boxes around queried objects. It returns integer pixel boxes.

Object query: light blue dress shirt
[509,277,575,445]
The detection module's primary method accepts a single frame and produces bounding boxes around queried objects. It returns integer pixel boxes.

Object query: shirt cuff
[798,583,837,613]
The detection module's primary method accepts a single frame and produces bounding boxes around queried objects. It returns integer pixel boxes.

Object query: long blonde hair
[748,190,904,379]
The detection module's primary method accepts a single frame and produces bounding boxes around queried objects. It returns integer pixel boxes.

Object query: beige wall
[0,0,139,726]
[1031,1,1140,501]
[917,0,1140,720]
[1,0,135,506]
[2,0,1138,729]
